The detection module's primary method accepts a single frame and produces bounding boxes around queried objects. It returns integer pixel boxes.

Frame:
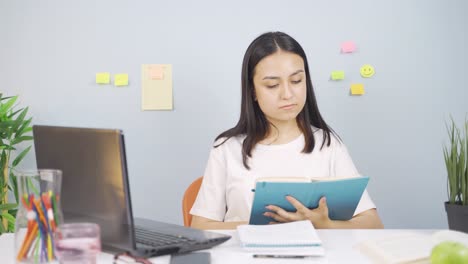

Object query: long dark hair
[216,31,337,169]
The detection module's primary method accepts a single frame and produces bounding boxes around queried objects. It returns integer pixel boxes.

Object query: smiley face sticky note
[114,74,129,86]
[341,41,356,53]
[360,64,375,78]
[96,73,110,84]
[351,84,365,95]
[149,65,164,80]
[331,71,345,80]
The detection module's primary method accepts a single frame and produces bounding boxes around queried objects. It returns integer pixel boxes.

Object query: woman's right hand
[264,196,332,228]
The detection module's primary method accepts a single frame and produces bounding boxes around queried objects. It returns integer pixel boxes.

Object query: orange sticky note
[149,65,164,80]
[341,41,356,53]
[351,84,365,95]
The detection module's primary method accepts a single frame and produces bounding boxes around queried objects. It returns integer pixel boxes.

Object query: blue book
[249,176,369,225]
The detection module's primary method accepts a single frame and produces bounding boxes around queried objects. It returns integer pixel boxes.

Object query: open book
[249,176,369,225]
[356,230,468,264]
[237,220,325,256]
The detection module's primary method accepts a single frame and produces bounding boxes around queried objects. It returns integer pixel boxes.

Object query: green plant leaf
[0,150,5,161]
[9,171,18,204]
[7,108,23,120]
[445,116,468,205]
[0,217,4,234]
[1,211,15,225]
[1,94,32,226]
[26,176,39,197]
[12,146,31,167]
[0,203,17,211]
[16,117,32,137]
[11,107,28,132]
[8,209,17,218]
[445,117,459,204]
[0,94,14,101]
[464,116,468,205]
[0,96,18,116]
[21,127,33,134]
[0,120,15,129]
[2,146,15,151]
[8,219,15,232]
[10,136,33,146]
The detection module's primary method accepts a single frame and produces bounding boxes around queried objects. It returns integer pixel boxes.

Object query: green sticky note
[114,74,129,86]
[96,73,110,84]
[331,71,345,80]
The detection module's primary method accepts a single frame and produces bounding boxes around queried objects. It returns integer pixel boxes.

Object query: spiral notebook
[237,221,325,256]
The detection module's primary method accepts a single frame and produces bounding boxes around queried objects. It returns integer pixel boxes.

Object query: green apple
[431,241,468,264]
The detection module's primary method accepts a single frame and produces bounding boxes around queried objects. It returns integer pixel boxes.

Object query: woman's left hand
[264,196,332,228]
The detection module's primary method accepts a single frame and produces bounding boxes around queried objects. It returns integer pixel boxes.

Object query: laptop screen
[33,125,136,251]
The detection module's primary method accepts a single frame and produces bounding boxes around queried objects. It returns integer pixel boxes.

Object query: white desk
[0,229,433,264]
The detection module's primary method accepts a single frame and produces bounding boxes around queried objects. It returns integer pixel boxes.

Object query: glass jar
[14,169,63,264]
[55,223,101,264]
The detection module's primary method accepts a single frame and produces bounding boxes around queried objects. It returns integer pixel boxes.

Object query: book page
[356,233,434,263]
[255,176,366,182]
[310,176,363,182]
[357,230,468,264]
[237,221,321,246]
[432,230,468,246]
[256,176,310,183]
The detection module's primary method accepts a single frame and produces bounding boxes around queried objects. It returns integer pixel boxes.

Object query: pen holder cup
[14,169,64,264]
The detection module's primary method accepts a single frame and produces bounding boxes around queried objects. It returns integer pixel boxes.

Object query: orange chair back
[182,177,203,227]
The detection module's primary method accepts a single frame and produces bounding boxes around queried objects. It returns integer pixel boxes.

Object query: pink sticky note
[341,41,356,53]
[149,65,164,80]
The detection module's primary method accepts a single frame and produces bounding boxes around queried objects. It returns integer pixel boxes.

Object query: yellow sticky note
[96,73,110,84]
[350,84,365,95]
[149,65,164,80]
[142,64,173,110]
[331,71,345,80]
[114,74,129,86]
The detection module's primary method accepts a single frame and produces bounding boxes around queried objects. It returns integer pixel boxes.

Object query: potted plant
[0,93,33,234]
[443,117,468,233]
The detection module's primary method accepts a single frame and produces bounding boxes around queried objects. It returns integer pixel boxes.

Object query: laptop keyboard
[134,226,197,247]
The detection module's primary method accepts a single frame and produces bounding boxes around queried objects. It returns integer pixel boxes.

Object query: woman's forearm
[190,215,247,230]
[326,209,384,229]
[192,221,247,230]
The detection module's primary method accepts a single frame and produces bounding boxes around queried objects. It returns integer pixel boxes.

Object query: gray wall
[1,0,467,228]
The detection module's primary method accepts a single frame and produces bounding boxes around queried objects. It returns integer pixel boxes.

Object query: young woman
[190,32,384,230]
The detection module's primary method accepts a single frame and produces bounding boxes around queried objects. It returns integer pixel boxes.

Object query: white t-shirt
[190,128,376,222]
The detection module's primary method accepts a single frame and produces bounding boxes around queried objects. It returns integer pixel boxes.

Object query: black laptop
[33,125,230,257]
